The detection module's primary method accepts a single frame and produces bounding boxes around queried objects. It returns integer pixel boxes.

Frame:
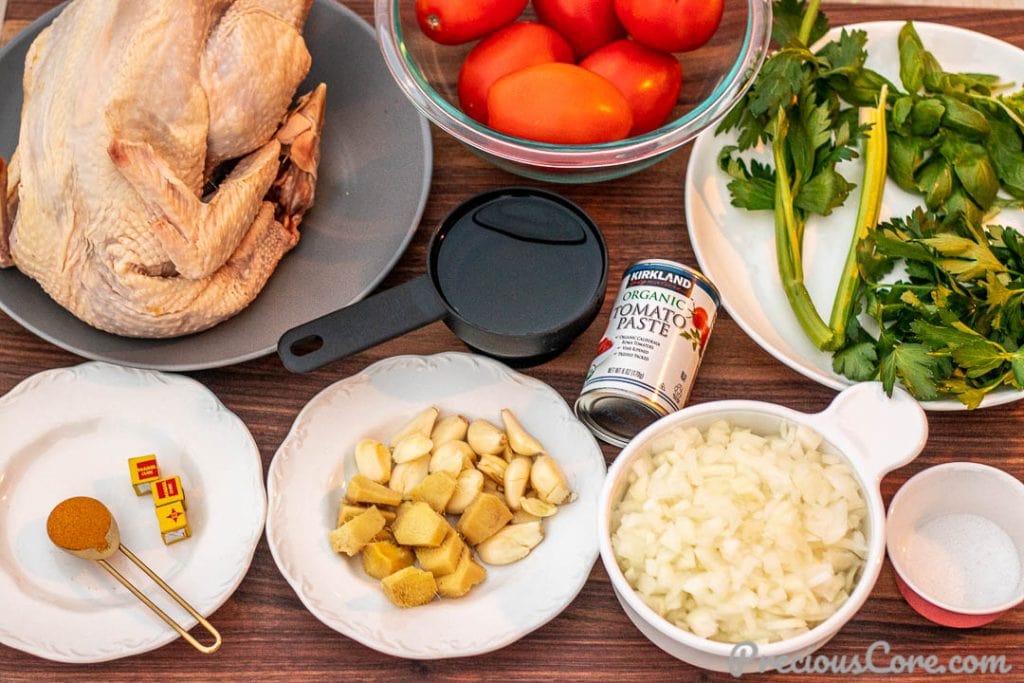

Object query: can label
[581,260,719,415]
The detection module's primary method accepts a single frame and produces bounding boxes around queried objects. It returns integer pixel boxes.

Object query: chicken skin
[0,0,325,337]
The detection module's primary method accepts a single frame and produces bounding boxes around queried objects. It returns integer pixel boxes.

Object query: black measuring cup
[278,188,608,372]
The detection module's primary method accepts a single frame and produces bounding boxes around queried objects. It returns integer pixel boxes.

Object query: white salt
[904,513,1021,610]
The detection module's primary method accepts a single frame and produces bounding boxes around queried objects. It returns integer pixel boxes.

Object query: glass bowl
[374,0,772,183]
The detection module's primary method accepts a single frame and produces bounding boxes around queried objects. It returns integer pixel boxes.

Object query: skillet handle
[277,275,447,373]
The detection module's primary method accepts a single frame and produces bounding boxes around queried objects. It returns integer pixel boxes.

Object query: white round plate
[686,21,1024,411]
[0,362,266,662]
[266,352,606,659]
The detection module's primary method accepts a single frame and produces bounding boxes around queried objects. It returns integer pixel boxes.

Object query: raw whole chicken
[0,0,326,337]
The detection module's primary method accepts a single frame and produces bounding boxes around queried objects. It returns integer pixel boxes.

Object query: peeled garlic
[392,434,433,464]
[503,456,531,511]
[511,509,541,524]
[531,455,571,504]
[431,415,469,448]
[389,455,430,495]
[521,497,558,518]
[501,409,544,456]
[477,454,508,484]
[446,468,484,514]
[475,521,544,565]
[354,438,391,483]
[389,407,439,447]
[467,419,507,456]
[430,440,474,476]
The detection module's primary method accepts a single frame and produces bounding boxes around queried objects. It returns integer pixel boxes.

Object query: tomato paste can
[574,259,720,447]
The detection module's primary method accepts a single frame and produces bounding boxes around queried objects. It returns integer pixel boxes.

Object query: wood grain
[2,2,1023,681]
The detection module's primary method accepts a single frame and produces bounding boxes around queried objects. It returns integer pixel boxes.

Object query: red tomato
[533,0,625,57]
[613,0,724,53]
[692,307,708,331]
[581,40,682,135]
[416,0,528,45]
[692,307,711,348]
[458,22,574,123]
[487,63,633,144]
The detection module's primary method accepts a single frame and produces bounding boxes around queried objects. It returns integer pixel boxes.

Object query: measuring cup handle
[808,382,929,482]
[277,275,447,373]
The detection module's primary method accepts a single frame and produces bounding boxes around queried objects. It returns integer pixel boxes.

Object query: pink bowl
[886,462,1024,628]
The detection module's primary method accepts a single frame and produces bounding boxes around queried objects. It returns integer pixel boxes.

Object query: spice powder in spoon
[47,496,113,552]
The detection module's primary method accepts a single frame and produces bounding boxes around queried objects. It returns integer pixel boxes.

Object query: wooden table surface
[1,1,1022,680]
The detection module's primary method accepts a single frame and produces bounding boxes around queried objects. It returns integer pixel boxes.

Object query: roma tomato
[613,0,724,53]
[416,0,528,45]
[458,22,574,123]
[580,40,682,135]
[532,0,625,58]
[487,63,633,144]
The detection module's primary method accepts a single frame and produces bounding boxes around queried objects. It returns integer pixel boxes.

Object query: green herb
[717,0,880,351]
[851,209,1024,407]
[715,2,1024,406]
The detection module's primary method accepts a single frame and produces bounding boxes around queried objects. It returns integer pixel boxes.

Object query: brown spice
[46,497,112,552]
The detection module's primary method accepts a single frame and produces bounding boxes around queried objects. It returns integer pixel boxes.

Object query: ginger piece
[409,471,457,513]
[362,541,415,580]
[415,528,465,576]
[328,506,386,556]
[457,493,512,545]
[436,548,487,599]
[346,474,402,507]
[392,501,450,547]
[337,503,396,527]
[381,566,437,607]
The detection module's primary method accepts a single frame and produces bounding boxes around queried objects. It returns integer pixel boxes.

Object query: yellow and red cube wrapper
[128,454,160,495]
[155,501,191,545]
[152,475,186,510]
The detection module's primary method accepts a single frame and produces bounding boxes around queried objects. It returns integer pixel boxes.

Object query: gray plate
[0,0,432,371]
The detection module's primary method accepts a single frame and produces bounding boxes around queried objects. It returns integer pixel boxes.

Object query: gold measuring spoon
[46,496,222,654]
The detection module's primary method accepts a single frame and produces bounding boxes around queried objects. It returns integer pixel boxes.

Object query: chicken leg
[202,0,312,168]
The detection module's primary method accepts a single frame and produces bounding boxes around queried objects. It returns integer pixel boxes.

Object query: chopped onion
[610,420,868,644]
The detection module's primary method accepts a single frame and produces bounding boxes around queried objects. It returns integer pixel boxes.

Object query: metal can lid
[621,258,721,307]
[574,389,667,448]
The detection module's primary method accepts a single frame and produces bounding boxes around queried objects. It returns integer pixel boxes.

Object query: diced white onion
[610,420,868,644]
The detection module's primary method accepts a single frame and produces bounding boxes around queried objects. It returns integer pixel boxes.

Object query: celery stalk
[773,108,835,349]
[826,86,890,350]
[797,0,823,46]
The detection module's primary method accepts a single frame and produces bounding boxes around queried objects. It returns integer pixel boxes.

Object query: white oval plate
[0,363,265,662]
[266,352,605,659]
[686,21,1024,411]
